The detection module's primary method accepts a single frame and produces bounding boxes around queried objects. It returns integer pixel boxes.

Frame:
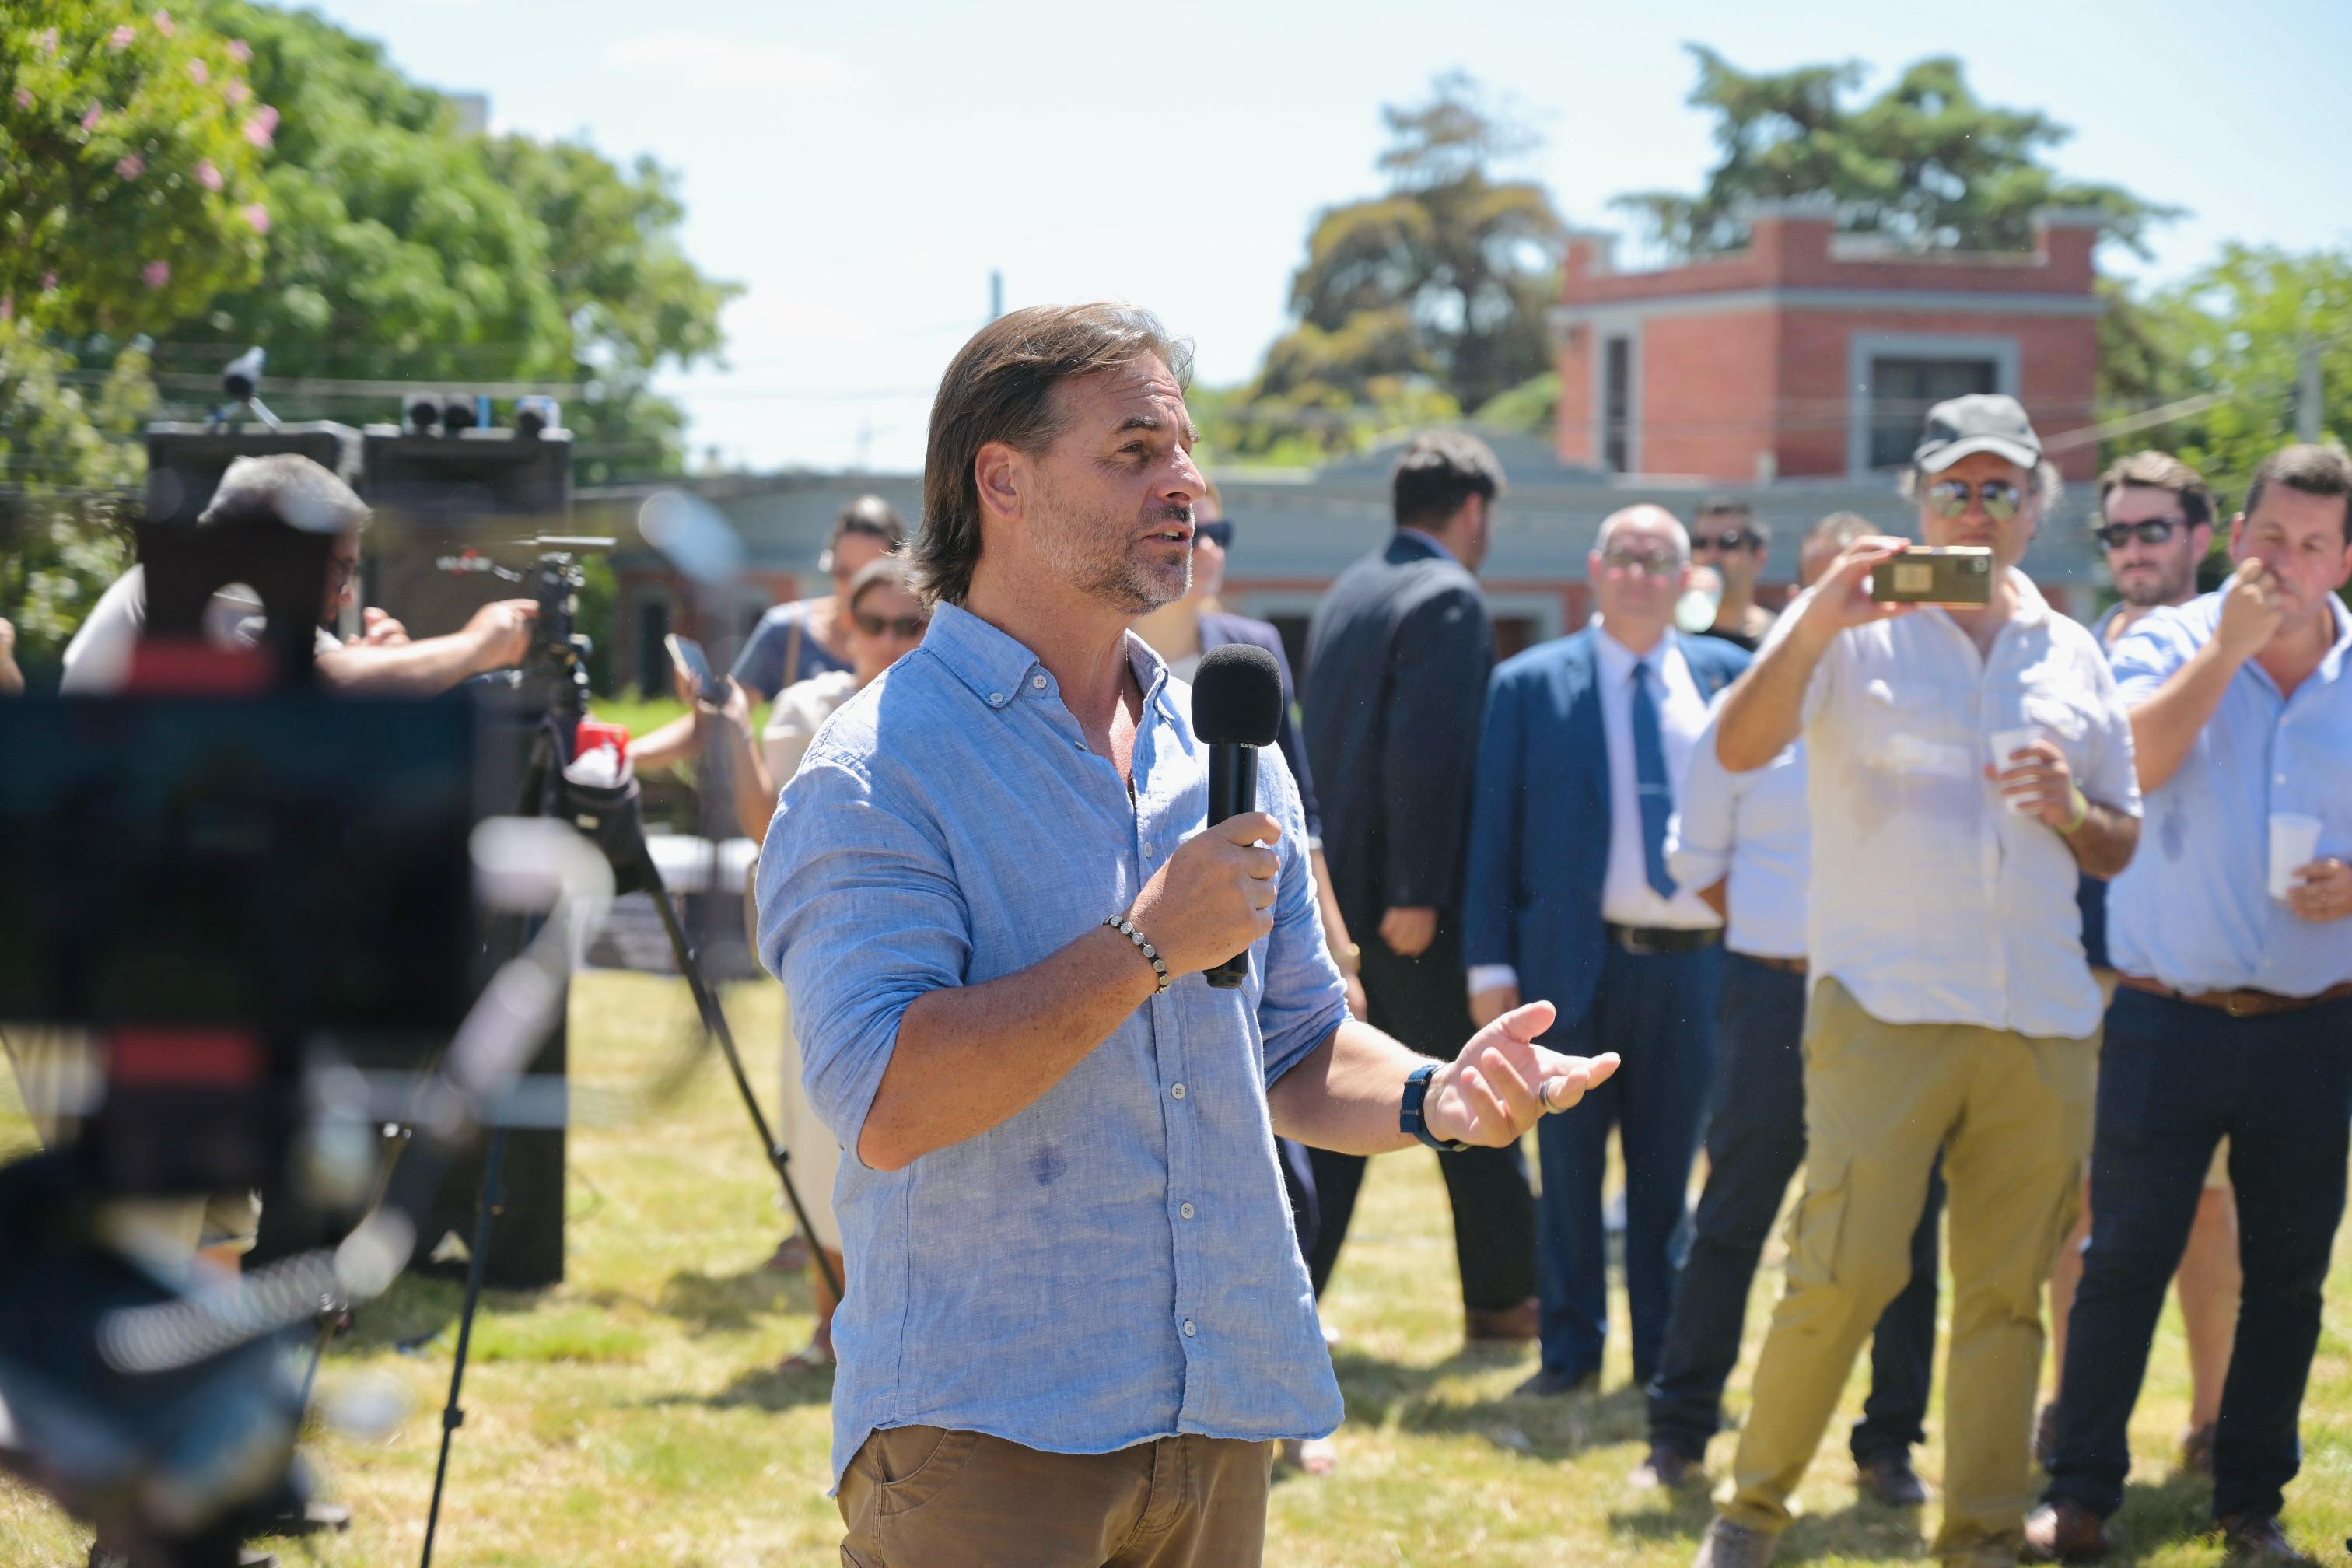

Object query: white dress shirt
[1467,625,1718,999]
[1785,570,2140,1038]
[1668,704,1808,960]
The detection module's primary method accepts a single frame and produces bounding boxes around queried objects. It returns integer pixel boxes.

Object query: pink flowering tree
[0,2,267,333]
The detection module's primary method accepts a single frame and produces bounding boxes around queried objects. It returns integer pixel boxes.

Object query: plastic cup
[1988,726,2043,816]
[2270,812,2323,901]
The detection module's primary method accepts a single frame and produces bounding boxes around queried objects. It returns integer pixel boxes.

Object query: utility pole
[2298,331,2323,444]
[989,269,1003,323]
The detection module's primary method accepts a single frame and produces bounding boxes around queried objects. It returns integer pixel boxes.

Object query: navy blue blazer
[1197,607,1321,844]
[1461,628,1752,1032]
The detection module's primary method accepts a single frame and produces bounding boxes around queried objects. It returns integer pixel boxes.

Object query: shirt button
[1031,674,1047,690]
[1179,1202,1195,1220]
[1170,1083,1186,1101]
[1182,1318,1196,1337]
[988,691,1005,706]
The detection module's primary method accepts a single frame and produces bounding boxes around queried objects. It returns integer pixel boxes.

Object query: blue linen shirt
[2107,591,2352,996]
[755,600,1349,1488]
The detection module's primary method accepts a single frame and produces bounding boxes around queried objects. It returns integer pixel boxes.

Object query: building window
[1867,355,1998,471]
[1602,336,1633,474]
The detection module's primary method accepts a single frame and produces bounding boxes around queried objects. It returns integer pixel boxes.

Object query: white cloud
[603,33,863,92]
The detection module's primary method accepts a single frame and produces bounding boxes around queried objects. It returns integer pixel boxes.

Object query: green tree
[1223,73,1560,458]
[1,1,269,334]
[1615,47,2176,259]
[2116,244,2352,506]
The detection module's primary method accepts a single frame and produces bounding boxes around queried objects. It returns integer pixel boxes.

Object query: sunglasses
[854,611,928,639]
[1194,520,1234,548]
[1601,548,1682,577]
[1691,527,1759,552]
[2094,517,2186,550]
[1926,478,2024,522]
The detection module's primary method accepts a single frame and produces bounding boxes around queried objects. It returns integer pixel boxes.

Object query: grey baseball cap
[1913,394,2042,474]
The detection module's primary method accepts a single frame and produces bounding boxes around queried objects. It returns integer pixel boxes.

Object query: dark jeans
[1305,916,1537,1311]
[1533,940,1722,1383]
[1646,956,1944,1462]
[2046,986,2352,1523]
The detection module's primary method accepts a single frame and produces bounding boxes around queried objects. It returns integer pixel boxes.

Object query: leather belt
[1606,923,1721,955]
[2117,972,2352,1019]
[1739,954,1808,975]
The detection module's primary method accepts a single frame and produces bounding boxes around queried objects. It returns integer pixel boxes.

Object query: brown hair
[2096,450,2214,532]
[1392,429,1506,532]
[1804,510,1874,553]
[913,303,1194,607]
[2243,443,2352,541]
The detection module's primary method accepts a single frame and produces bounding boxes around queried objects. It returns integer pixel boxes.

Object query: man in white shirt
[1637,513,1943,1507]
[1691,396,2143,1568]
[1463,505,1752,1397]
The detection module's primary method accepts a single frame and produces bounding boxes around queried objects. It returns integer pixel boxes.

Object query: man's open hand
[1422,1001,1619,1148]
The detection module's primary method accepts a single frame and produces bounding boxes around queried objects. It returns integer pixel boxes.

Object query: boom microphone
[1191,643,1285,989]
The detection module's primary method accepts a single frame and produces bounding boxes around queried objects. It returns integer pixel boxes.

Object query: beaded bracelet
[1105,914,1172,994]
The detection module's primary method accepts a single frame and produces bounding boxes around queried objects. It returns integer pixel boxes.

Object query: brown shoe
[1465,1297,1539,1343]
[2218,1514,2318,1567]
[1690,1518,1775,1568]
[2180,1421,2217,1475]
[1630,1441,1703,1490]
[2021,1500,2110,1563]
[1854,1451,1928,1507]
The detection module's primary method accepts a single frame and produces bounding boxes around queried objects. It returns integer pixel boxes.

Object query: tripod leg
[637,857,841,1304]
[419,1124,506,1568]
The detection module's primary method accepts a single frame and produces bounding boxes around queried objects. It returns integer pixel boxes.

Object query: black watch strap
[1401,1062,1468,1153]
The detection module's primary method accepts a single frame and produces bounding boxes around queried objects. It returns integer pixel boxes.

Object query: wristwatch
[1400,1062,1468,1152]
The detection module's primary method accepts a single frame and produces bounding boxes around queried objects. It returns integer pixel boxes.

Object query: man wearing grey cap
[1689,395,2144,1568]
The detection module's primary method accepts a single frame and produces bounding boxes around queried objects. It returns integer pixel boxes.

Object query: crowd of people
[5,297,2347,1568]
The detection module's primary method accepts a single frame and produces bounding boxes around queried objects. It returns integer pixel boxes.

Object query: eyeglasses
[2094,517,2186,550]
[326,555,361,586]
[1194,520,1233,548]
[1691,527,1759,553]
[1600,548,1682,577]
[1926,478,2025,522]
[854,611,928,639]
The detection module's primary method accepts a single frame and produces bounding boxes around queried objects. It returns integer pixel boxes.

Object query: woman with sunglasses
[691,552,932,1369]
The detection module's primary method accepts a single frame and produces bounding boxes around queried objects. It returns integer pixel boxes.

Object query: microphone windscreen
[1192,642,1284,747]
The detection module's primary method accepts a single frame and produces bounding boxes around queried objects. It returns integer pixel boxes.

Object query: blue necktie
[1630,662,1677,901]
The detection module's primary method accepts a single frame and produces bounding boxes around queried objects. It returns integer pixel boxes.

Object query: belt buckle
[2223,989,2256,1019]
[1619,926,1658,956]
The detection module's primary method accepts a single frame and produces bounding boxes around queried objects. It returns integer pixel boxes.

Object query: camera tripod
[415,638,836,1568]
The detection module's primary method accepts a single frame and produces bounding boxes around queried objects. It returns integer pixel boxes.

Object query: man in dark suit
[1465,504,1751,1396]
[1302,429,1539,1344]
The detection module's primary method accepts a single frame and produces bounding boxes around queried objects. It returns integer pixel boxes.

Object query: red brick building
[1553,198,2106,483]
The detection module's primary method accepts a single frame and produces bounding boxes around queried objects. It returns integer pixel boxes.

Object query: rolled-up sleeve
[757,747,971,1167]
[1668,706,1739,891]
[1254,747,1350,1089]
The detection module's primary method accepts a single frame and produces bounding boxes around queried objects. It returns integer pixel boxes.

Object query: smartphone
[664,633,726,704]
[1868,545,1993,606]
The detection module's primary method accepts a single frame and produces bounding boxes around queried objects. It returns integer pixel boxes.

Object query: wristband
[1106,914,1171,994]
[1401,1062,1468,1153]
[2057,786,2090,835]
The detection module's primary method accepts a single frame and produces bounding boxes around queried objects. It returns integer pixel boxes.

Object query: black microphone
[1192,643,1286,989]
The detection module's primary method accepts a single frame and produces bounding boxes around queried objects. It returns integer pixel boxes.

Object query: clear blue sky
[302,0,2351,474]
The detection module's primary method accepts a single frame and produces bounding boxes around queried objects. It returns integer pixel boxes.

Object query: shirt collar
[1594,623,1675,680]
[1395,527,1457,565]
[2316,592,2352,685]
[920,600,1177,721]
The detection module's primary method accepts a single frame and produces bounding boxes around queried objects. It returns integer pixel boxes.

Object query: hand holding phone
[665,633,726,705]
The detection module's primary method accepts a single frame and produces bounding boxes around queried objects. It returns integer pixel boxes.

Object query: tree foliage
[1219,74,1560,460]
[1615,47,2177,260]
[2,1,270,332]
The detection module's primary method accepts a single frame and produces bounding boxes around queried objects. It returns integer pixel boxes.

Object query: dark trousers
[1646,956,1943,1462]
[1534,940,1722,1383]
[1304,917,1537,1313]
[2046,986,2352,1523]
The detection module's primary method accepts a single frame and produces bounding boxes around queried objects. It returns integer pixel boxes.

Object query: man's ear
[975,441,1023,527]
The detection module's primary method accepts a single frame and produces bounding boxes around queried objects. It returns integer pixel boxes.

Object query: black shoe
[1513,1365,1598,1398]
[1630,1440,1704,1490]
[2021,1499,2111,1563]
[1853,1451,1929,1507]
[2218,1514,2317,1567]
[1691,1518,1775,1568]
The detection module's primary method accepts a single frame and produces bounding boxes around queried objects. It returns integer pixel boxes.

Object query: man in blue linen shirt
[2027,444,2352,1568]
[758,303,1619,1568]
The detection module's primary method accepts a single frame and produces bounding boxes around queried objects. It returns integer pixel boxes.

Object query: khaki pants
[1723,979,2095,1566]
[838,1426,1275,1568]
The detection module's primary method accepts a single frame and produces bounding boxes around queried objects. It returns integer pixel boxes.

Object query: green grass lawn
[5,971,2348,1566]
